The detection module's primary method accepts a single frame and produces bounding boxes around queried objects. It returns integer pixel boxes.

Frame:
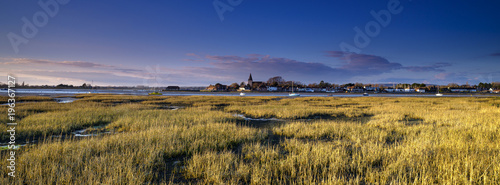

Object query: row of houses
[384,87,481,93]
[205,74,500,93]
[384,87,427,93]
[206,84,499,93]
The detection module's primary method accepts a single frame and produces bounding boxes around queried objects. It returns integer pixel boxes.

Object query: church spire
[248,73,253,87]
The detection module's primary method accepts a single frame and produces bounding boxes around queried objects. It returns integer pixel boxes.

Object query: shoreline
[1,91,499,98]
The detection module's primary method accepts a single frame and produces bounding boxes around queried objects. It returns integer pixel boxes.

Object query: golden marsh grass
[1,94,499,184]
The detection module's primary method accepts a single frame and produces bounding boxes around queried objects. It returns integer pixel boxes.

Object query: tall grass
[1,95,499,184]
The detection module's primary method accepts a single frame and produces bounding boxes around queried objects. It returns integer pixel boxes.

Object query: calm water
[1,89,498,97]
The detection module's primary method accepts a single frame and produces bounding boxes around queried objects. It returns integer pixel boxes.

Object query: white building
[364,86,378,91]
[267,86,278,91]
[404,88,415,92]
[450,88,477,92]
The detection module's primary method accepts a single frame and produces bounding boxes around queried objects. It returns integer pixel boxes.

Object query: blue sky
[1,0,499,86]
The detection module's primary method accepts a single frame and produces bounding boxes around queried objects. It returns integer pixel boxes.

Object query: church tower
[248,73,253,87]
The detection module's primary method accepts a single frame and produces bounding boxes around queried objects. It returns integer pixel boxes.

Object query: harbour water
[0,88,498,97]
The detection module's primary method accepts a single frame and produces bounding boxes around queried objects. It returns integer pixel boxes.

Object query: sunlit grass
[0,95,499,184]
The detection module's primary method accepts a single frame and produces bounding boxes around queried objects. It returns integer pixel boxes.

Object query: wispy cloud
[205,54,338,74]
[183,53,205,62]
[490,52,500,57]
[0,58,150,85]
[180,51,456,84]
[3,58,109,68]
[326,51,453,74]
[434,72,454,80]
[326,51,402,75]
[0,51,465,86]
[403,63,452,72]
[1,58,143,73]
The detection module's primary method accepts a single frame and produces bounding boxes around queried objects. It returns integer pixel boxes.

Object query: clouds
[184,51,457,84]
[326,51,402,75]
[1,58,142,73]
[0,58,150,86]
[403,63,452,72]
[434,72,455,80]
[182,51,451,84]
[3,58,109,68]
[0,51,461,86]
[490,52,500,57]
[205,54,338,75]
[326,51,454,74]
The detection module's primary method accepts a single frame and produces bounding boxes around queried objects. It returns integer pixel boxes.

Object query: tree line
[220,76,500,91]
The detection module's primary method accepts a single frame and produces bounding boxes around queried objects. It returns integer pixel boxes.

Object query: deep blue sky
[1,0,499,86]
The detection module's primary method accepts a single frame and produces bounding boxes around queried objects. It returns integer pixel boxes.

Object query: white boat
[88,80,94,93]
[363,93,369,96]
[240,92,246,96]
[289,81,300,97]
[436,86,443,96]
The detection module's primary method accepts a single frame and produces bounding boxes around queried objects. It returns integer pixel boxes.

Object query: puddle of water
[72,127,111,137]
[72,129,99,137]
[233,114,282,121]
[158,106,183,110]
[54,97,77,103]
[0,144,26,150]
[168,106,182,110]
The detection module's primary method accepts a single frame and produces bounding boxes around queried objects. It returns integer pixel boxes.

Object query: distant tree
[342,83,355,88]
[330,83,340,88]
[229,83,239,90]
[492,82,500,89]
[81,83,87,88]
[282,81,292,88]
[411,83,426,88]
[240,82,246,87]
[319,80,326,88]
[447,83,459,88]
[308,83,318,88]
[295,81,305,88]
[252,83,260,89]
[396,83,411,89]
[56,84,73,88]
[478,82,492,89]
[324,82,331,88]
[282,81,302,89]
[267,76,285,86]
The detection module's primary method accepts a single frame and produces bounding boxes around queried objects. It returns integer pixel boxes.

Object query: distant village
[2,74,499,94]
[203,74,500,93]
